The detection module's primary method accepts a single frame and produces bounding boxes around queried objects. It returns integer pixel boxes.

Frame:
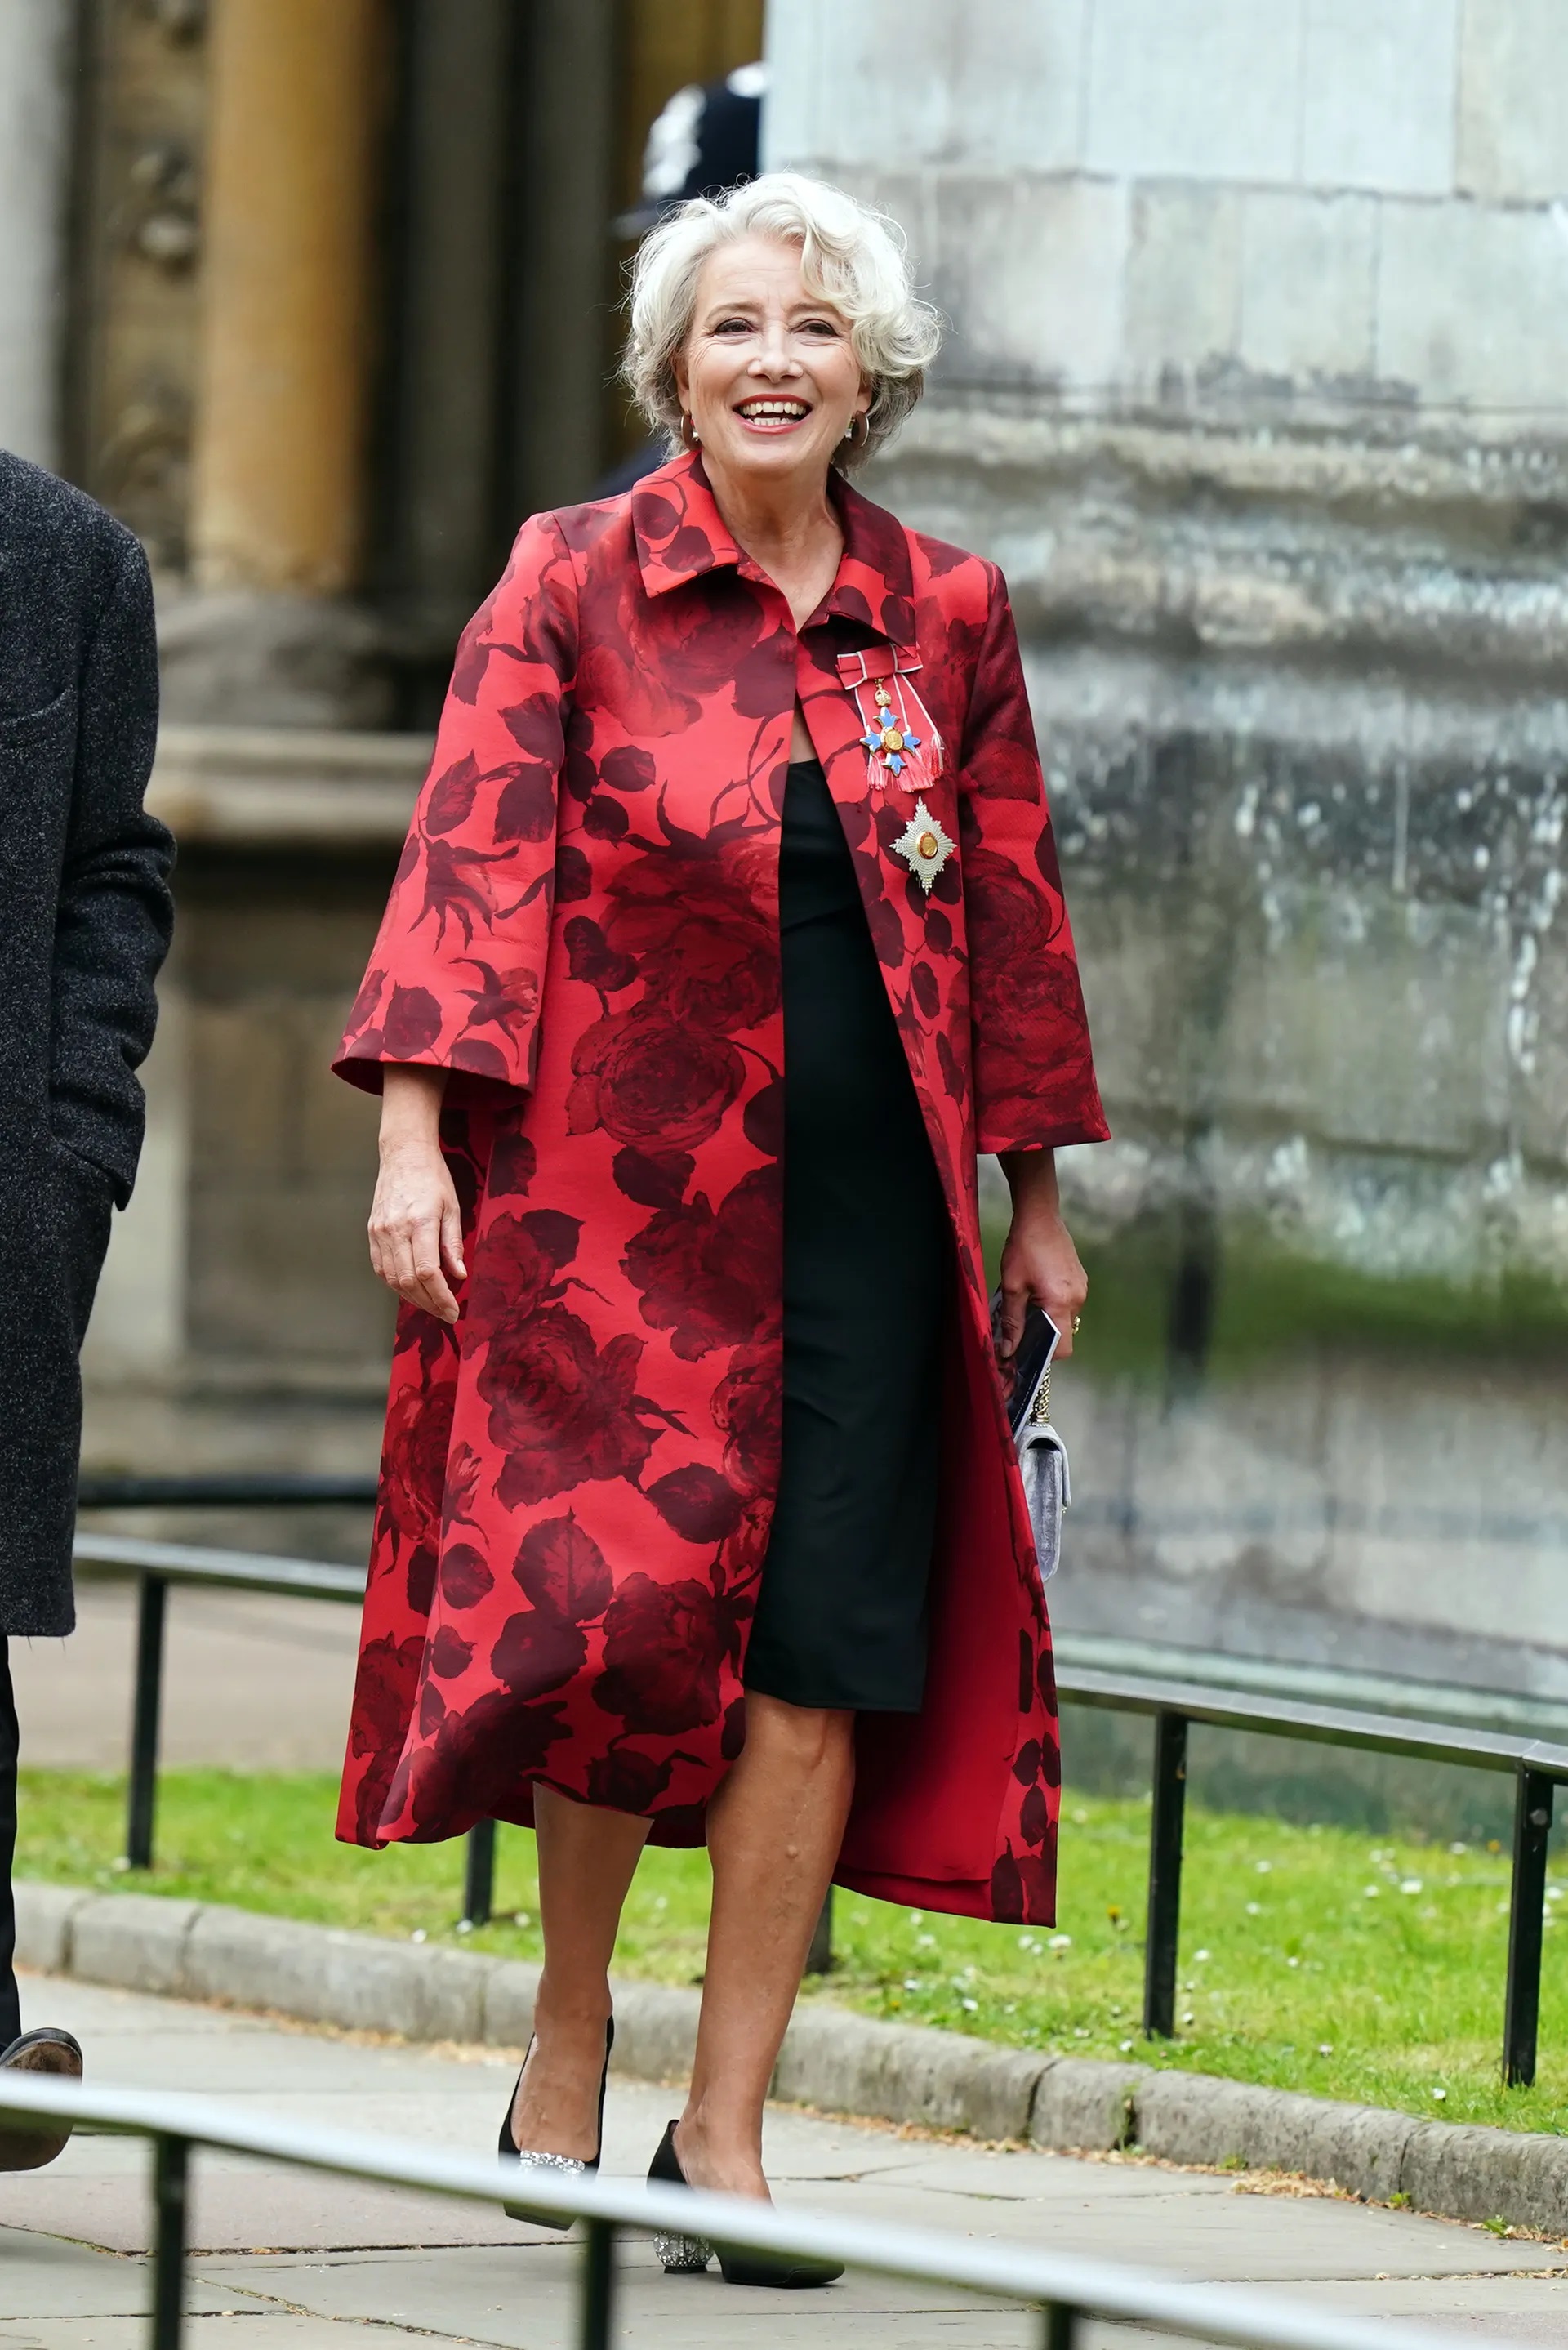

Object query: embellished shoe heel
[497,2017,613,2228]
[648,2120,713,2272]
[646,2119,842,2289]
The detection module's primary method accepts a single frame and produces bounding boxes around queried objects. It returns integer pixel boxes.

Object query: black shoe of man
[0,2029,83,2169]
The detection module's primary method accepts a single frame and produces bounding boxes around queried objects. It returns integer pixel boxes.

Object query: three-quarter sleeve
[335,513,579,1097]
[959,566,1109,1155]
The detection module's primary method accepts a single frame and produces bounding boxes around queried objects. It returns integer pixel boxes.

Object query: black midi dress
[743,757,951,1715]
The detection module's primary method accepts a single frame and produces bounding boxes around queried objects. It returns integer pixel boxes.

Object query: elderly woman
[334,172,1106,2285]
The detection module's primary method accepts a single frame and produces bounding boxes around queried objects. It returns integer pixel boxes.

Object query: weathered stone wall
[768,0,1568,1693]
[929,404,1568,1285]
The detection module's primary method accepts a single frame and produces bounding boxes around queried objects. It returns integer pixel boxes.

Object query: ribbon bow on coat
[836,647,945,797]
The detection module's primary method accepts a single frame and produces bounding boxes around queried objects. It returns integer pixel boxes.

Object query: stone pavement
[2,1980,1567,2349]
[11,1583,358,1770]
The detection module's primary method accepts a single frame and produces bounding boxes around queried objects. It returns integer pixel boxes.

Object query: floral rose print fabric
[335,453,1107,1924]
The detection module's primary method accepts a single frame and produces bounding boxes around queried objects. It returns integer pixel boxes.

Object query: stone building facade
[768,1,1568,1698]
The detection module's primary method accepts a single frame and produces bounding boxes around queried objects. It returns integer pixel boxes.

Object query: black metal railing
[1061,1664,1568,2088]
[75,1476,1566,2080]
[0,2070,1507,2350]
[77,1474,380,1510]
[73,1528,368,1876]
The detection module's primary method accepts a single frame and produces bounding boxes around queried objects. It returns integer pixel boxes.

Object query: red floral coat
[334,452,1107,1924]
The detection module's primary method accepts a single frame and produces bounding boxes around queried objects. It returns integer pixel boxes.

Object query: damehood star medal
[893,798,955,894]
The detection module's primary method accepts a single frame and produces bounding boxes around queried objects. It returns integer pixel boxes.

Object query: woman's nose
[751,326,800,376]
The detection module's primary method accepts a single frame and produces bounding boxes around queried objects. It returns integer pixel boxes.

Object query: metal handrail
[75,1531,366,1603]
[70,1483,1566,2087]
[1060,1663,1568,1778]
[1059,1664,1566,2085]
[76,1474,378,1509]
[0,2070,1511,2350]
[70,1530,368,1884]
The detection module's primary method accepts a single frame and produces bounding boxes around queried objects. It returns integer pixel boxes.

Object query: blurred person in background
[334,173,1105,2287]
[0,452,173,2164]
[592,61,766,497]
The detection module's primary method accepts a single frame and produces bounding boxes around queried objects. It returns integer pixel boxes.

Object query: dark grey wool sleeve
[0,457,173,1635]
[48,531,174,1198]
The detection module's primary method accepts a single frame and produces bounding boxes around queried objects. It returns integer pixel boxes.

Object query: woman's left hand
[996,1148,1088,1362]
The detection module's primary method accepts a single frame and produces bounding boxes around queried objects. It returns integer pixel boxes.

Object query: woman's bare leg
[509,1786,650,2159]
[675,1693,855,2194]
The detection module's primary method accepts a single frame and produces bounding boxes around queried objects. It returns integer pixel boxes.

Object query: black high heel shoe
[647,2119,843,2289]
[497,2018,613,2227]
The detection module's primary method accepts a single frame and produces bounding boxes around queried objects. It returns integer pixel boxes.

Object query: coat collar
[630,448,917,646]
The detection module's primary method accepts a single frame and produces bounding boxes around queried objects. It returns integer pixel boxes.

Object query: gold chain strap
[1030,1363,1051,1425]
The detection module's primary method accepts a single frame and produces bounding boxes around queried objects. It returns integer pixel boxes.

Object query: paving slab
[192,2242,1036,2349]
[780,2174,1557,2281]
[0,2225,240,2320]
[0,2321,396,2350]
[2,1973,1566,2349]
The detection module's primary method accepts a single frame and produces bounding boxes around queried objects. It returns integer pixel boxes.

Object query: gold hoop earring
[844,413,868,450]
[680,412,701,450]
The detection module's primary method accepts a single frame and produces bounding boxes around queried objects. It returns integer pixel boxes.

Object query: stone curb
[17,1882,1567,2232]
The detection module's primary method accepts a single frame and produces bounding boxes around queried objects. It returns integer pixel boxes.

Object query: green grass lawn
[20,1768,1568,2138]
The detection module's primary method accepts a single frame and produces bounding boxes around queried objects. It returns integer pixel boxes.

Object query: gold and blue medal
[859,683,923,783]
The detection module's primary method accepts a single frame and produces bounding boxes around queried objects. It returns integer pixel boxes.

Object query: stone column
[380,0,516,687]
[510,0,618,517]
[0,0,74,467]
[170,0,390,724]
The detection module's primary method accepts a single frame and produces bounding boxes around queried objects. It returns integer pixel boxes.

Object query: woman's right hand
[368,1065,466,1323]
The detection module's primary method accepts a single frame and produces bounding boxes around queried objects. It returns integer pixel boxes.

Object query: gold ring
[1071,1314,1082,1336]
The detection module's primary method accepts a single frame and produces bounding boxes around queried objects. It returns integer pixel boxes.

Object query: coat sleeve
[51,525,175,1204]
[335,512,578,1097]
[959,564,1109,1156]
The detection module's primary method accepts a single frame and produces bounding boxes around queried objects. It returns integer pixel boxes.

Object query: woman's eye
[714,317,755,335]
[799,319,841,337]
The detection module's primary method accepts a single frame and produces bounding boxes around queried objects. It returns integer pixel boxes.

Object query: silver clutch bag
[1016,1362,1071,1584]
[990,1288,1071,1585]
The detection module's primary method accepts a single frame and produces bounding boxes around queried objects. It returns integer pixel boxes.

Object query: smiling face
[673,234,871,490]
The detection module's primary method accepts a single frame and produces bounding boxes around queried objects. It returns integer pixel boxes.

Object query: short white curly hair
[621,172,942,473]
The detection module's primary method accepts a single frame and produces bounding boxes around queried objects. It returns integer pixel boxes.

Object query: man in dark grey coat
[0,450,173,2165]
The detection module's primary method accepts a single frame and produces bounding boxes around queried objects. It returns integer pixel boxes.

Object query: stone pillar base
[155,587,394,729]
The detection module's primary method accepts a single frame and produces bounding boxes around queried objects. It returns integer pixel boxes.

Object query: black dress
[744,758,950,1715]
